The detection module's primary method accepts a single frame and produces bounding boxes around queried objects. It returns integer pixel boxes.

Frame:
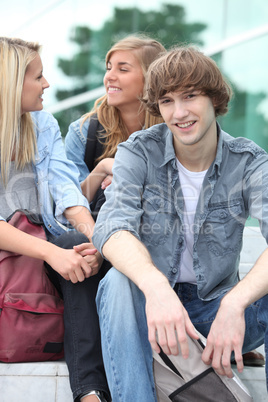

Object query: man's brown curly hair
[143,45,233,118]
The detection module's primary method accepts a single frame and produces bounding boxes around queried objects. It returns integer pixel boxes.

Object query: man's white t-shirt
[176,159,207,284]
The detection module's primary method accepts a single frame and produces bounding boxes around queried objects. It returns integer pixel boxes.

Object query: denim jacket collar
[207,122,223,180]
[160,127,176,168]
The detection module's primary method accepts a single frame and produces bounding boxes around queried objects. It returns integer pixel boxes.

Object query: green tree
[55,4,206,135]
[54,26,105,134]
[212,53,268,152]
[99,4,206,48]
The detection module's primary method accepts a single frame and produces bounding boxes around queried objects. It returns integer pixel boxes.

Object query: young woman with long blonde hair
[0,37,104,402]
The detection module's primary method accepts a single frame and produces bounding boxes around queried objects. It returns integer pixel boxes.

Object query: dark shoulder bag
[84,114,106,221]
[84,115,111,275]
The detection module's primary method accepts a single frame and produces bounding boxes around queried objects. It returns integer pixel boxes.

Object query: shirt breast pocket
[141,190,177,246]
[203,202,244,257]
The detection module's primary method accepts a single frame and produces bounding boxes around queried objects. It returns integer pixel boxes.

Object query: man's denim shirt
[93,122,268,301]
[0,111,89,237]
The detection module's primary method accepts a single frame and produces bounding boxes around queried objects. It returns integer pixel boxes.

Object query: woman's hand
[81,158,114,202]
[101,174,113,189]
[73,242,103,276]
[45,243,99,283]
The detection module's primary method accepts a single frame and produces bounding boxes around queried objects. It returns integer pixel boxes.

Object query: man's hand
[202,298,245,377]
[102,230,198,357]
[145,280,199,358]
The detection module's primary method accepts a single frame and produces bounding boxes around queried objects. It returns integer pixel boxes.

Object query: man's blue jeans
[96,268,268,402]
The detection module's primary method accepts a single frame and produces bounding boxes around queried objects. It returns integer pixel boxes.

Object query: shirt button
[172,268,177,274]
[48,224,52,228]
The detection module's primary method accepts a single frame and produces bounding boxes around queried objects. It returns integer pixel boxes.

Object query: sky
[0,0,219,106]
[0,0,267,116]
[0,0,222,108]
[0,0,138,106]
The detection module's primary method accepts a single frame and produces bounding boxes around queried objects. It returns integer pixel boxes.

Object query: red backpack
[0,210,64,362]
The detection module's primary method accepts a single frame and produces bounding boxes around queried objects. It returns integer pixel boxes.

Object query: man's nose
[173,101,189,119]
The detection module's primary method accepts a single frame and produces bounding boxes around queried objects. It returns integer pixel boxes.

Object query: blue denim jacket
[93,123,268,301]
[65,117,91,182]
[0,111,90,237]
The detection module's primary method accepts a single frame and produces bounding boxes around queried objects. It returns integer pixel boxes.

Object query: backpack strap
[83,114,107,221]
[84,113,105,172]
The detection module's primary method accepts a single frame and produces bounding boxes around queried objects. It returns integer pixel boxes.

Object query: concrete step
[233,366,267,401]
[0,357,266,401]
[0,360,73,402]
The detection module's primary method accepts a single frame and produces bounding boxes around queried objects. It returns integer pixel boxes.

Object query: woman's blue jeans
[96,267,268,402]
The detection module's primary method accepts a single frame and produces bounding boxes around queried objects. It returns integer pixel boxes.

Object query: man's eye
[160,99,170,104]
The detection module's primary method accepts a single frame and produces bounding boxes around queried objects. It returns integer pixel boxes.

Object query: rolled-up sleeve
[243,154,268,243]
[48,125,89,221]
[33,111,90,229]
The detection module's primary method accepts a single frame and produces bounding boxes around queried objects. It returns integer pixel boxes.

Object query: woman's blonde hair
[0,37,40,185]
[82,34,166,161]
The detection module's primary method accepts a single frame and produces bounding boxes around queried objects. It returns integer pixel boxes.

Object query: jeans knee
[53,231,88,249]
[256,294,268,328]
[96,268,133,314]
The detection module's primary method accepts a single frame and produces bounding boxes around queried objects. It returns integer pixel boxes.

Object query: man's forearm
[222,247,268,309]
[102,230,169,292]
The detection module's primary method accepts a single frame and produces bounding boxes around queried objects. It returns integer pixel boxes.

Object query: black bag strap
[83,114,107,220]
[7,209,44,226]
[158,338,205,380]
[158,346,183,379]
[84,113,105,172]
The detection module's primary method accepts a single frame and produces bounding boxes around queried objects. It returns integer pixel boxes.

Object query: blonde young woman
[64,34,166,402]
[65,34,165,204]
[0,37,106,402]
